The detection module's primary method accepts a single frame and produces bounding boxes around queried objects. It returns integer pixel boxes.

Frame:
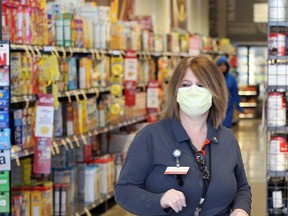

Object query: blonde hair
[161,55,228,128]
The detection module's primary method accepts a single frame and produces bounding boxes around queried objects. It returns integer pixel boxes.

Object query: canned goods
[268,177,287,216]
[269,134,288,172]
[269,32,286,56]
[267,91,286,127]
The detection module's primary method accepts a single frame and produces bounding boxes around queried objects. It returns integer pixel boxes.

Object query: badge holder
[164,149,190,186]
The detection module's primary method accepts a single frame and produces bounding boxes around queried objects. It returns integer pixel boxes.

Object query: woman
[115,56,251,216]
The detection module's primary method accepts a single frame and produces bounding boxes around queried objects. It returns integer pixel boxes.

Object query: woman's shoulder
[141,118,172,133]
[218,125,238,143]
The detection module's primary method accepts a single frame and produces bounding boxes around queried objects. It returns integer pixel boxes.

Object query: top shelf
[10,44,236,57]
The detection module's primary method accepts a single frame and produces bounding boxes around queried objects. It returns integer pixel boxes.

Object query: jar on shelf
[267,90,286,127]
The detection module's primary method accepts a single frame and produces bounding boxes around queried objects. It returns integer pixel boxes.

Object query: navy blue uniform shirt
[115,118,252,216]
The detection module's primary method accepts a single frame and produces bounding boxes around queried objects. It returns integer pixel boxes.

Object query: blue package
[68,57,78,90]
[0,88,9,109]
[0,109,9,128]
[0,128,10,150]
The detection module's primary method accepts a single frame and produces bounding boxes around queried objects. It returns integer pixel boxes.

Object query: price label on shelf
[51,147,55,155]
[84,207,92,216]
[80,90,87,100]
[65,138,73,149]
[73,135,80,147]
[81,134,88,145]
[53,142,60,154]
[61,139,68,151]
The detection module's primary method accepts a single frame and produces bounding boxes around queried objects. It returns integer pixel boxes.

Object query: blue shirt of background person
[216,56,244,128]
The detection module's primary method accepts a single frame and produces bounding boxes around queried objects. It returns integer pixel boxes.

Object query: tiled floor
[101,119,266,216]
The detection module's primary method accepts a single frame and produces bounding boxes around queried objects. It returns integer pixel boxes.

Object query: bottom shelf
[71,192,114,216]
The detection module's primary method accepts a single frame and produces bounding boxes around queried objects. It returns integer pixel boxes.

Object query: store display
[267,1,288,215]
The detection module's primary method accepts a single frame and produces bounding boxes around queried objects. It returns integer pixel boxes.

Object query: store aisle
[101,119,266,216]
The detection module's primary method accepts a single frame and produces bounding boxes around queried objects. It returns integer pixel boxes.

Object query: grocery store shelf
[71,192,114,216]
[267,125,288,132]
[10,95,37,104]
[10,44,235,58]
[267,86,288,91]
[11,115,147,160]
[268,55,288,60]
[201,50,236,56]
[239,91,258,96]
[239,102,257,108]
[268,170,288,178]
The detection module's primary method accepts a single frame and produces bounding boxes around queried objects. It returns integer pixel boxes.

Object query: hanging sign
[34,94,54,174]
[124,50,137,81]
[124,80,137,106]
[35,94,54,138]
[33,137,53,174]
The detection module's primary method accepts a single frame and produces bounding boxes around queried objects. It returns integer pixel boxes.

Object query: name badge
[164,166,190,175]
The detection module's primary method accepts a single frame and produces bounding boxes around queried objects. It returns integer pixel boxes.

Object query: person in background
[216,56,245,128]
[115,56,251,216]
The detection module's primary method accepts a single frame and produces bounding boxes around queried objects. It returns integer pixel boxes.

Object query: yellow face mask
[177,85,212,117]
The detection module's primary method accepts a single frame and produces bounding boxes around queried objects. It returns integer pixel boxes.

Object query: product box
[76,137,92,163]
[72,102,79,135]
[21,158,32,186]
[85,97,98,131]
[13,110,23,149]
[68,57,78,90]
[63,13,73,47]
[47,14,56,46]
[79,57,92,89]
[31,184,53,216]
[60,183,70,216]
[64,103,74,136]
[53,184,61,216]
[77,165,97,203]
[11,194,22,216]
[54,103,63,137]
[93,157,114,194]
[55,14,64,47]
[10,53,22,95]
[73,16,84,48]
[14,109,28,149]
[22,55,31,95]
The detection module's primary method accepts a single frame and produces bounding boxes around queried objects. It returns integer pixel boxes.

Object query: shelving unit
[238,85,260,119]
[266,0,288,215]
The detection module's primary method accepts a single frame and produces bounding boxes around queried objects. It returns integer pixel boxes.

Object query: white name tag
[164,166,190,175]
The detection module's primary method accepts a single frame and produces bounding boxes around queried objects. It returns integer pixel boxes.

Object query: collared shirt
[115,118,251,216]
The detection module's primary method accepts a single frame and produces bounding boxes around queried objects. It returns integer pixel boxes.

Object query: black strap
[188,142,212,216]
